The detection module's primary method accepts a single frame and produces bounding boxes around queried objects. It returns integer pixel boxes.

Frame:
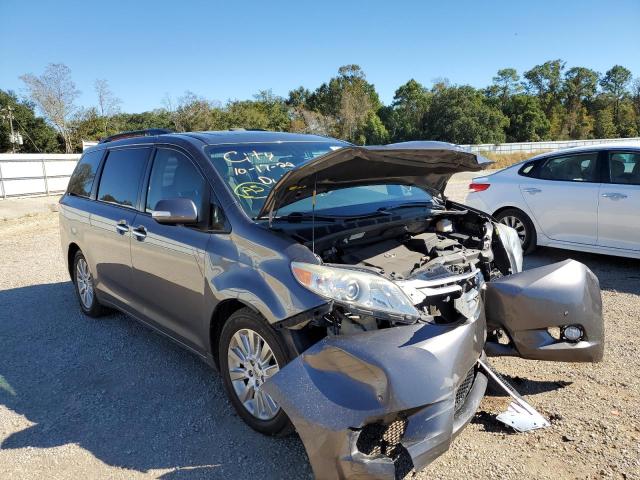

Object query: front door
[130,147,211,352]
[519,151,600,245]
[597,150,640,251]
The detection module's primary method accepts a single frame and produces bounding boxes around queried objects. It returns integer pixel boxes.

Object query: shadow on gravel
[486,374,572,397]
[0,282,311,479]
[470,411,515,434]
[524,247,640,295]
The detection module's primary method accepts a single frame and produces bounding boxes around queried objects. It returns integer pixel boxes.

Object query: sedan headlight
[291,262,420,322]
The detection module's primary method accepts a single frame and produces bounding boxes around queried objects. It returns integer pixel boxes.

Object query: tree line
[1,61,639,154]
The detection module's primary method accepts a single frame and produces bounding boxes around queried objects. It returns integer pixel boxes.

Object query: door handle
[601,192,627,200]
[132,225,147,240]
[522,187,542,194]
[116,221,129,235]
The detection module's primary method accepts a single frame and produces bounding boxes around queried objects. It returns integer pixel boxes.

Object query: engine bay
[272,202,515,335]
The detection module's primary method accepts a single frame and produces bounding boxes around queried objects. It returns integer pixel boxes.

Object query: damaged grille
[356,418,412,478]
[357,417,407,457]
[455,367,476,413]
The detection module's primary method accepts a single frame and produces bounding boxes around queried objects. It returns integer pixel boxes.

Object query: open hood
[257,141,491,218]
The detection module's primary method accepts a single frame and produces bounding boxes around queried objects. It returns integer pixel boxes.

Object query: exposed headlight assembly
[291,262,421,322]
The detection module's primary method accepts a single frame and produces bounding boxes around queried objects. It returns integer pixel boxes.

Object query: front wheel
[218,308,293,436]
[495,208,537,254]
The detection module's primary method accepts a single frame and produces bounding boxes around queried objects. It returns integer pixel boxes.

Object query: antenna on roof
[311,174,317,255]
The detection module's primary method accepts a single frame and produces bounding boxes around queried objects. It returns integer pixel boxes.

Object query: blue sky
[1,0,639,112]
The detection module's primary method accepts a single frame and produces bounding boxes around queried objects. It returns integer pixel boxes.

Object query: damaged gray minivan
[59,130,604,479]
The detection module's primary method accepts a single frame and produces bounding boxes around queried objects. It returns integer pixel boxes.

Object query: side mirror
[152,198,198,225]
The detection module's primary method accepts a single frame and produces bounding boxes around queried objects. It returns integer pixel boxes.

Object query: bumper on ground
[263,313,487,479]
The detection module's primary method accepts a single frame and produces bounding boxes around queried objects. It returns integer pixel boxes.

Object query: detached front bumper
[263,311,487,480]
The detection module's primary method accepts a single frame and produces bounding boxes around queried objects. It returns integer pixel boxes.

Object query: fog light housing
[562,325,584,342]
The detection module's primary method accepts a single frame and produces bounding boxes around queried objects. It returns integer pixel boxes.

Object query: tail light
[469,183,490,192]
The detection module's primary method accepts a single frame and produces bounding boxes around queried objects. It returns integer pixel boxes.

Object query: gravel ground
[1,212,639,480]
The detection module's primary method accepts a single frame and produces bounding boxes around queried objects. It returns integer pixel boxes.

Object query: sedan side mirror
[152,198,199,225]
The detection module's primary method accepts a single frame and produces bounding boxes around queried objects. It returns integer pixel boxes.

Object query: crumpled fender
[484,259,604,362]
[263,312,486,479]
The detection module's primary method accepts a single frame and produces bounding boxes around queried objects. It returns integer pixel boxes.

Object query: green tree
[600,65,633,133]
[307,65,381,142]
[523,60,566,116]
[382,79,430,141]
[486,68,522,107]
[422,85,508,144]
[0,89,61,152]
[359,112,389,145]
[503,95,550,142]
[593,106,617,138]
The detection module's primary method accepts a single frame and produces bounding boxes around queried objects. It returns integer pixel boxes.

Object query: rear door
[88,147,151,306]
[519,151,600,245]
[129,146,212,352]
[597,150,640,251]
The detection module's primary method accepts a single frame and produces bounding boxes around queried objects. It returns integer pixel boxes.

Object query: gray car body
[59,131,604,479]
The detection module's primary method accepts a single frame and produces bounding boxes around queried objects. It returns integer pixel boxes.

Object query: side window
[145,149,206,217]
[518,160,538,177]
[609,152,640,185]
[537,153,598,182]
[97,148,150,207]
[67,150,103,197]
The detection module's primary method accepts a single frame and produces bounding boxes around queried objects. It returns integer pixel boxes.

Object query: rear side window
[518,161,538,177]
[145,148,206,214]
[97,148,150,208]
[67,150,103,197]
[609,152,640,185]
[537,153,598,182]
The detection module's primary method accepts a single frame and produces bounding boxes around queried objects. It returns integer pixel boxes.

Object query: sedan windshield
[206,142,431,218]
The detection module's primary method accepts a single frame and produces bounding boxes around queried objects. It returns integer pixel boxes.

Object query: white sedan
[465,144,640,258]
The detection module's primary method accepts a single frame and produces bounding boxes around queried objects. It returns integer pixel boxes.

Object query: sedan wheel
[500,215,527,245]
[227,328,281,421]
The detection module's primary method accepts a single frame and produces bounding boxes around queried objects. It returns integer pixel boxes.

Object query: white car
[466,144,640,258]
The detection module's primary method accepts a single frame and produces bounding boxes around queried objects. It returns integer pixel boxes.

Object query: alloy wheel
[500,215,527,245]
[227,328,280,420]
[76,258,94,308]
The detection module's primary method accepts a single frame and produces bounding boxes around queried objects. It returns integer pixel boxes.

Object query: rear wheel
[495,208,537,254]
[219,308,293,436]
[73,250,105,317]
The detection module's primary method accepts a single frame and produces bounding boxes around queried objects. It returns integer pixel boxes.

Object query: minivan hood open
[257,141,491,218]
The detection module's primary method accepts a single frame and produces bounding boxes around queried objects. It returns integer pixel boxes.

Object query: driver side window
[146,148,206,219]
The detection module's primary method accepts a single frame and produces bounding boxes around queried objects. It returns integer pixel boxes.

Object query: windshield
[206,142,431,218]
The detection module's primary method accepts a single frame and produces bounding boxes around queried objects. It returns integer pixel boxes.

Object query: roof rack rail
[99,128,174,144]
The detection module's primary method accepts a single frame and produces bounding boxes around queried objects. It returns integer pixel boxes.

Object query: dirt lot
[1,210,639,480]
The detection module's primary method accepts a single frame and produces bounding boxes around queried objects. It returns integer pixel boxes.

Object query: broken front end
[264,210,602,479]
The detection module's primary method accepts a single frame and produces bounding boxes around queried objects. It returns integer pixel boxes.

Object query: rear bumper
[263,312,487,479]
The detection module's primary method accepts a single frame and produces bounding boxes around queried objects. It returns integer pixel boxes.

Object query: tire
[495,208,537,255]
[219,308,294,436]
[72,250,105,317]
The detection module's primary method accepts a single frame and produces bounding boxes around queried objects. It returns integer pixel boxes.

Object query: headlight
[291,262,420,321]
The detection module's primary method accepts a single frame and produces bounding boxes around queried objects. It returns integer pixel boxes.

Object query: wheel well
[209,299,249,368]
[67,243,80,280]
[492,206,538,250]
[493,206,521,219]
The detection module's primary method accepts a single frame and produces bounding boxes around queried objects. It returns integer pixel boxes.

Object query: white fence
[2,136,640,198]
[0,153,80,198]
[461,137,640,154]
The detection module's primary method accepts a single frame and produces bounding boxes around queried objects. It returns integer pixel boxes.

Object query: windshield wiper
[376,201,434,213]
[273,212,338,223]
